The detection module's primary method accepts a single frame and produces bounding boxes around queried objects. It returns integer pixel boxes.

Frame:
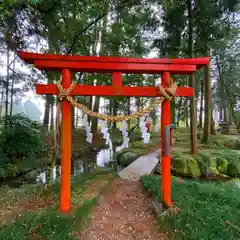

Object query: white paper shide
[140,116,150,144]
[120,120,129,148]
[83,114,93,143]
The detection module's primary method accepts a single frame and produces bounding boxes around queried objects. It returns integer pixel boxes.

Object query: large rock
[224,138,240,150]
[117,151,142,167]
[171,149,240,179]
[187,158,202,177]
[216,158,229,174]
[172,155,201,178]
[226,162,240,177]
[209,157,220,176]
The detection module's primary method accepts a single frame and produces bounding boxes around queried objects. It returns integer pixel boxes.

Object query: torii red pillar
[17,50,209,213]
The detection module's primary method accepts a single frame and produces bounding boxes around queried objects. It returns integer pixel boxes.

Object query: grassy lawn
[141,175,240,240]
[0,171,115,240]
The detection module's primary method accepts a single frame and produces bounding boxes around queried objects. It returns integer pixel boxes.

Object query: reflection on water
[35,143,124,185]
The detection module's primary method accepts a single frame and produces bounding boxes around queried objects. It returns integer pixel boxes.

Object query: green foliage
[141,175,240,240]
[0,114,46,178]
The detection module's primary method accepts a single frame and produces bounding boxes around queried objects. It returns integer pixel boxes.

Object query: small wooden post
[60,69,72,213]
[161,71,172,208]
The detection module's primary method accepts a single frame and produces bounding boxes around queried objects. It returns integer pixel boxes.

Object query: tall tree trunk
[176,98,182,127]
[0,89,4,121]
[10,53,16,115]
[4,46,10,123]
[127,97,131,131]
[87,96,93,124]
[136,97,141,125]
[202,64,212,143]
[228,106,233,123]
[170,100,175,124]
[188,0,197,155]
[75,109,79,127]
[43,74,55,128]
[210,88,216,135]
[215,54,225,121]
[150,97,157,127]
[199,80,204,128]
[112,98,118,129]
[43,95,51,127]
[185,98,189,127]
[91,96,100,134]
[223,108,228,121]
[91,1,108,134]
[50,102,54,131]
[111,2,121,130]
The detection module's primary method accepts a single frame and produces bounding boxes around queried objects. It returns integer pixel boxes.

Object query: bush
[0,114,46,178]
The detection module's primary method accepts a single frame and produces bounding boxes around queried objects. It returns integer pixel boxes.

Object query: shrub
[0,114,46,178]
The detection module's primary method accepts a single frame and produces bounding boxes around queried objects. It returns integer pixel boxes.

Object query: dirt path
[80,178,168,240]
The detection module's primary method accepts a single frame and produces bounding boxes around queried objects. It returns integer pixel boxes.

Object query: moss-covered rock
[217,159,229,174]
[187,158,202,177]
[172,153,201,178]
[171,149,240,179]
[223,138,240,150]
[226,162,240,178]
[172,157,188,176]
[117,151,141,167]
[209,157,220,176]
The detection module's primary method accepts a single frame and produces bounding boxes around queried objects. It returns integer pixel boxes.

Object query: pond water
[6,143,124,187]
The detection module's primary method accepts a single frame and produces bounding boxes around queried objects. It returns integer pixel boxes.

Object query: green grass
[0,171,115,239]
[0,199,96,240]
[141,175,240,240]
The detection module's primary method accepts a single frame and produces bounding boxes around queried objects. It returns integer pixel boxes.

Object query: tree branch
[27,1,58,15]
[66,0,140,54]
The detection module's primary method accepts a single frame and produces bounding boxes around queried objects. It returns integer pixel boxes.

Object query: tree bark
[187,0,197,155]
[4,46,10,122]
[10,53,16,115]
[50,102,54,131]
[0,89,4,121]
[176,98,182,127]
[112,98,118,129]
[91,1,108,134]
[170,100,175,123]
[215,53,226,121]
[185,98,189,127]
[43,95,51,127]
[199,80,204,128]
[202,64,212,143]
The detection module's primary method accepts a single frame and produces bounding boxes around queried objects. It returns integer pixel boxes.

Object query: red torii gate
[17,51,209,213]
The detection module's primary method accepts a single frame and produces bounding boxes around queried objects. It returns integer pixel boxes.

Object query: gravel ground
[80,178,168,240]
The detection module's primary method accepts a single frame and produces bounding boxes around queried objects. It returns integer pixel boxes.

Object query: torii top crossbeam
[18,50,208,71]
[18,51,209,98]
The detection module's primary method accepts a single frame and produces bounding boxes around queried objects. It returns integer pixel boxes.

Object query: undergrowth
[0,172,115,239]
[141,175,240,240]
[0,198,96,240]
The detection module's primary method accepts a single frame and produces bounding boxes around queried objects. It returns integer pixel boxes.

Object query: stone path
[118,150,160,181]
[80,178,168,240]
